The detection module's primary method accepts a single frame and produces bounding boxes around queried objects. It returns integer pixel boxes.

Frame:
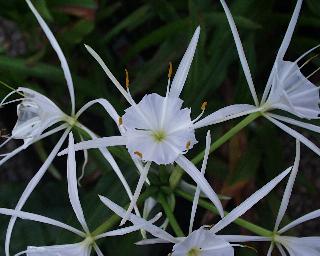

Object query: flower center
[187,247,201,256]
[151,130,167,143]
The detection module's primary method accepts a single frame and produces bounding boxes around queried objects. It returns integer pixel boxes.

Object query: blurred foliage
[0,0,320,255]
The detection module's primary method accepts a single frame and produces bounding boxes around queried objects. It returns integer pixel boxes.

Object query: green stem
[169,111,262,189]
[158,193,185,237]
[176,189,272,237]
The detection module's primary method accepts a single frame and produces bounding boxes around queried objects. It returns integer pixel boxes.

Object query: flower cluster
[0,0,319,255]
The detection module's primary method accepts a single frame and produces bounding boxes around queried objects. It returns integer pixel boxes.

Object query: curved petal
[175,155,224,218]
[5,128,71,256]
[265,115,320,156]
[189,131,211,234]
[120,161,152,226]
[169,27,200,98]
[274,140,300,231]
[0,208,84,237]
[193,104,259,129]
[279,209,320,234]
[99,195,178,243]
[67,133,89,233]
[218,0,258,106]
[261,0,303,104]
[58,136,127,156]
[84,44,132,104]
[210,166,291,234]
[75,98,120,124]
[26,0,75,114]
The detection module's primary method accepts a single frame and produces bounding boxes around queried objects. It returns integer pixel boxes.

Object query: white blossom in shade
[214,0,320,157]
[0,133,159,256]
[98,154,292,255]
[230,140,320,256]
[2,1,139,255]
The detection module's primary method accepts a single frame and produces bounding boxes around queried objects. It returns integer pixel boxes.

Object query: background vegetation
[0,0,319,255]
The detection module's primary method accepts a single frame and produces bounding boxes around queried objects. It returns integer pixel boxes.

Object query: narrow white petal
[5,128,71,256]
[279,209,320,234]
[93,243,104,256]
[120,161,152,226]
[0,208,84,237]
[267,243,275,256]
[274,140,300,231]
[58,136,126,156]
[218,0,259,106]
[84,44,132,104]
[269,113,320,133]
[193,104,259,129]
[26,0,75,114]
[77,124,141,217]
[189,131,211,234]
[217,235,271,243]
[276,244,287,256]
[99,195,178,243]
[76,98,120,124]
[136,238,172,245]
[169,27,200,98]
[175,155,224,218]
[265,115,320,156]
[261,0,303,104]
[210,166,291,233]
[67,133,89,233]
[96,212,162,240]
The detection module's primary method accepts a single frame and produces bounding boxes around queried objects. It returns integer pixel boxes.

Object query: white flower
[215,0,320,157]
[2,1,138,255]
[98,150,292,255]
[58,25,259,224]
[232,140,320,255]
[0,133,158,256]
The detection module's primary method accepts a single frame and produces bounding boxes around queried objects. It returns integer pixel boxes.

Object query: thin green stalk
[169,111,262,189]
[158,193,185,237]
[175,189,272,237]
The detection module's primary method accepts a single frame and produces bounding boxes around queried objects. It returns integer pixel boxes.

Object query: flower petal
[193,104,259,129]
[210,166,291,233]
[274,139,300,231]
[265,115,320,156]
[0,208,84,237]
[99,195,178,243]
[5,128,71,256]
[189,131,211,234]
[217,235,271,243]
[58,136,126,156]
[218,0,258,106]
[26,0,75,114]
[175,155,224,218]
[261,0,303,104]
[169,27,200,98]
[84,44,132,104]
[67,133,89,233]
[279,209,320,234]
[120,161,152,226]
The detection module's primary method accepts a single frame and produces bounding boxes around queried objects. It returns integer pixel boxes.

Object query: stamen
[134,151,143,158]
[299,54,319,69]
[118,116,123,126]
[186,141,191,151]
[125,69,130,89]
[307,66,320,79]
[0,81,24,97]
[201,101,208,111]
[168,62,173,79]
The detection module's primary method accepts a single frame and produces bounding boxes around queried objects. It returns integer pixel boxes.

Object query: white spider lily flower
[215,0,320,157]
[0,133,159,256]
[98,161,291,255]
[240,140,320,256]
[3,1,139,255]
[58,25,258,223]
